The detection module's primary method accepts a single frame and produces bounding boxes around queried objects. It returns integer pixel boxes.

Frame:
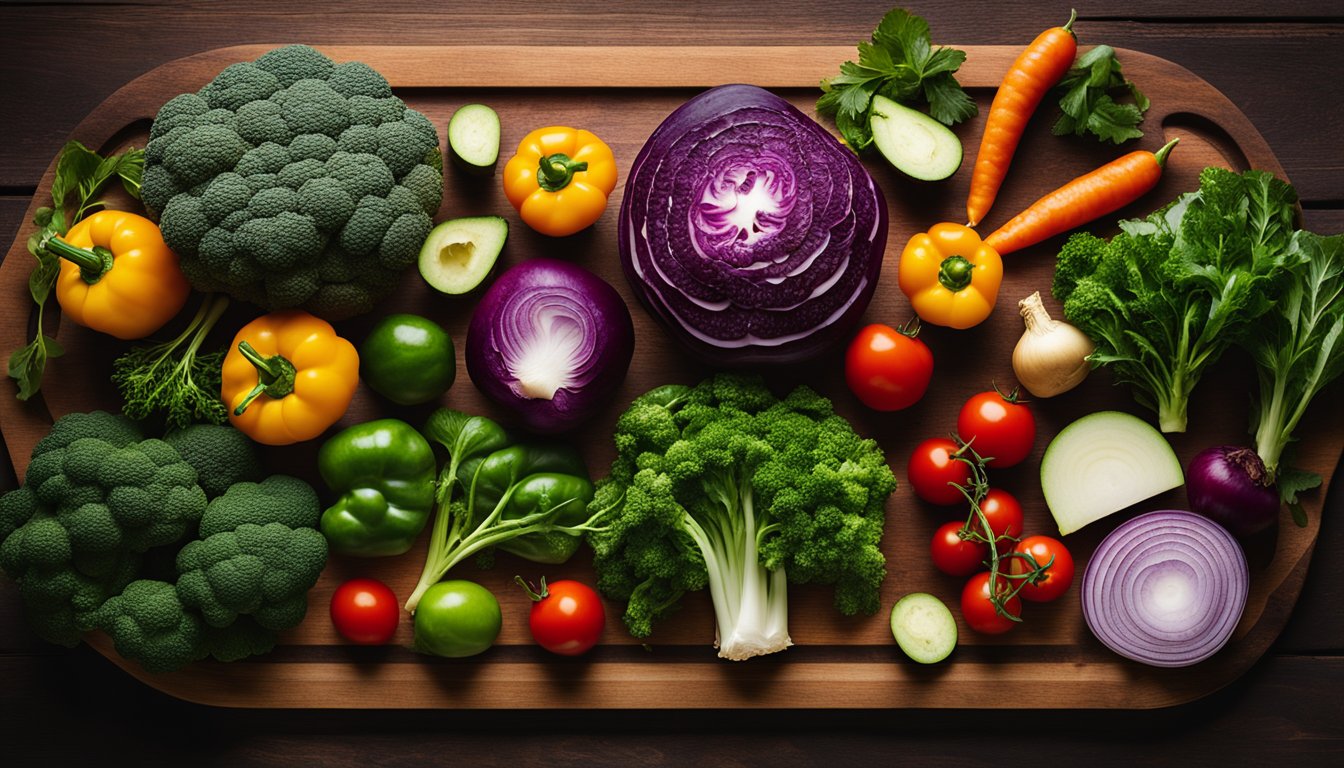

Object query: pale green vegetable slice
[1041,411,1184,535]
[868,94,963,182]
[890,592,957,664]
[418,216,508,295]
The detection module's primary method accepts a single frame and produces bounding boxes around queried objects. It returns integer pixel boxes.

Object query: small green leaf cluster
[1053,45,1150,144]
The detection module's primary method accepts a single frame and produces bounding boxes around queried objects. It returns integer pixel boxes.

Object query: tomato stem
[515,575,550,603]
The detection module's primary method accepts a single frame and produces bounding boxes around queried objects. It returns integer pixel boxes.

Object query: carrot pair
[968,10,1175,255]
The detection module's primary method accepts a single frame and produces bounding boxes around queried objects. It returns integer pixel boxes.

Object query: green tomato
[413,580,502,658]
[360,314,456,405]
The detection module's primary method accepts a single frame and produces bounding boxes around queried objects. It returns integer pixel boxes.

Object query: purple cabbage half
[619,84,889,365]
[466,258,634,434]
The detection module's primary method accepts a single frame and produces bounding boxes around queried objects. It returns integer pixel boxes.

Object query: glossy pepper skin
[222,310,359,445]
[52,210,191,340]
[503,127,617,237]
[318,419,438,557]
[898,223,1004,330]
[458,444,594,564]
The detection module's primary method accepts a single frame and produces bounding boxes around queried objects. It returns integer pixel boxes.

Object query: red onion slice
[1081,510,1248,668]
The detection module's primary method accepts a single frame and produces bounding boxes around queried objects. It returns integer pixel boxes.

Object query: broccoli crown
[589,375,896,640]
[85,580,207,673]
[143,44,442,320]
[198,475,320,538]
[164,424,262,499]
[176,522,328,630]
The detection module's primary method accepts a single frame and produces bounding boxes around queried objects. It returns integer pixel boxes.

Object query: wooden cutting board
[1,44,1336,710]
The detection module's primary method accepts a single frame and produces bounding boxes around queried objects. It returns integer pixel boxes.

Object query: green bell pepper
[458,444,594,564]
[318,419,437,557]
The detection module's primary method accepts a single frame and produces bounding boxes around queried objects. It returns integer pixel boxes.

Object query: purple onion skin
[466,258,635,434]
[1186,445,1280,538]
[618,84,888,366]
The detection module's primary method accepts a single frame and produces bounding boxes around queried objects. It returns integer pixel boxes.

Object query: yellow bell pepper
[221,310,359,446]
[503,126,617,237]
[50,210,191,340]
[898,223,1004,330]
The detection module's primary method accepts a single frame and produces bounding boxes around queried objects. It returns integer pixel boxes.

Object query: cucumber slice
[1041,411,1185,536]
[448,104,501,174]
[868,94,963,181]
[890,593,957,664]
[418,216,508,295]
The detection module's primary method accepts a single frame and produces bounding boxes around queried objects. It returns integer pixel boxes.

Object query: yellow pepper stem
[938,255,975,293]
[536,152,588,192]
[44,235,114,284]
[233,340,297,416]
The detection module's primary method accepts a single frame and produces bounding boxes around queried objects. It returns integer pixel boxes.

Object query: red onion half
[466,258,634,434]
[1081,510,1248,668]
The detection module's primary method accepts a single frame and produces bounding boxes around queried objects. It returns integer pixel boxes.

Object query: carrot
[984,138,1179,255]
[966,10,1079,228]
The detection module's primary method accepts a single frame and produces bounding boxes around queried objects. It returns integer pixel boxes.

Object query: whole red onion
[1186,446,1280,538]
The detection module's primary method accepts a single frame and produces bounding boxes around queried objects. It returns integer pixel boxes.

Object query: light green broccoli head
[175,522,328,631]
[85,579,207,673]
[143,44,442,320]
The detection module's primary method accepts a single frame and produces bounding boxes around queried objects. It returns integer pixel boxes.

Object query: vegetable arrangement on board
[0,2,1339,690]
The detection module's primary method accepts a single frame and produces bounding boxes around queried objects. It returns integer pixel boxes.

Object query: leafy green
[1053,45,1150,144]
[112,294,230,429]
[817,8,975,149]
[1052,168,1303,432]
[8,142,145,401]
[1245,232,1344,498]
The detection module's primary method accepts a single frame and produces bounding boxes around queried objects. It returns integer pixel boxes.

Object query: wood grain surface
[1,1,1341,764]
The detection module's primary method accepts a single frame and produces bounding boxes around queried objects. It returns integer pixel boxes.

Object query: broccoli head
[198,474,320,537]
[163,424,262,499]
[176,522,328,630]
[85,580,208,673]
[588,375,896,660]
[143,45,442,320]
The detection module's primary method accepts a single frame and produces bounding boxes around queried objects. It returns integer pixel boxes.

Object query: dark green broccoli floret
[198,475,320,537]
[85,580,207,673]
[203,616,277,662]
[163,424,262,499]
[176,522,328,630]
[588,375,896,660]
[144,44,443,320]
[29,411,142,458]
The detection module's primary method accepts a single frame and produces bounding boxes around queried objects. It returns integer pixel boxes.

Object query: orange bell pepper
[898,223,1004,330]
[503,126,617,237]
[50,210,190,340]
[221,310,359,446]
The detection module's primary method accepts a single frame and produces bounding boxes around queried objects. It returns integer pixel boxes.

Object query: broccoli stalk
[589,376,895,661]
[112,293,230,429]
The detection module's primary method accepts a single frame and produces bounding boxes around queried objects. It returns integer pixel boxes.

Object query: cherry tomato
[907,438,972,505]
[1009,536,1075,603]
[520,577,605,656]
[930,521,989,576]
[330,578,400,645]
[960,571,1021,635]
[845,323,934,411]
[956,390,1037,467]
[979,488,1024,552]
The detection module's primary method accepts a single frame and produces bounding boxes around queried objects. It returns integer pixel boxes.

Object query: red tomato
[1010,536,1075,603]
[979,488,1024,552]
[523,578,605,656]
[845,323,934,411]
[330,578,400,645]
[907,438,972,505]
[960,571,1021,635]
[930,520,989,576]
[956,390,1037,467]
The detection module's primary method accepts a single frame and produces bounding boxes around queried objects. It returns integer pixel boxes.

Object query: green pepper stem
[536,152,588,192]
[232,340,296,416]
[44,235,113,284]
[938,254,975,293]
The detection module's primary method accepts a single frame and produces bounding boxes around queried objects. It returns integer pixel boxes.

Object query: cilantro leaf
[1054,45,1149,144]
[818,6,975,149]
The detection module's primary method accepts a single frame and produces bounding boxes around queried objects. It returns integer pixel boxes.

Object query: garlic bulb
[1013,292,1094,397]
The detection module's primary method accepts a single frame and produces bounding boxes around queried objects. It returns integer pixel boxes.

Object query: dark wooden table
[1,2,1340,764]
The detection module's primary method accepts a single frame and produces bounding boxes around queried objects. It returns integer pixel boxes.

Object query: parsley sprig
[818,8,976,150]
[1053,44,1150,144]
